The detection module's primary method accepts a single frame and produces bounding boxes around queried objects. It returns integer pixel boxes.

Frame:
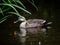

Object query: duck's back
[26,19,46,28]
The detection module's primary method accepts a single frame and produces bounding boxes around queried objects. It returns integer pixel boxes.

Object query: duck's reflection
[17,27,46,45]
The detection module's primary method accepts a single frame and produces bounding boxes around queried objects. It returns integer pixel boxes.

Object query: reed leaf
[0,3,20,17]
[13,0,26,9]
[3,8,11,12]
[8,12,26,20]
[0,8,4,16]
[0,15,9,23]
[2,0,7,3]
[32,0,34,3]
[8,12,23,18]
[8,12,22,17]
[8,0,11,4]
[27,0,38,11]
[11,4,31,14]
[0,3,31,14]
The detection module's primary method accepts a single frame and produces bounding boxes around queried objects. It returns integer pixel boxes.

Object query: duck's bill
[14,19,19,23]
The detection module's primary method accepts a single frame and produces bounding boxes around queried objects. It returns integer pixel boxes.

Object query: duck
[14,17,52,37]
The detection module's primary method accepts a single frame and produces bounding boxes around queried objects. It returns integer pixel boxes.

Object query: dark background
[0,0,60,45]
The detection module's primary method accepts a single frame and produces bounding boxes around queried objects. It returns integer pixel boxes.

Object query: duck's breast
[20,21,26,28]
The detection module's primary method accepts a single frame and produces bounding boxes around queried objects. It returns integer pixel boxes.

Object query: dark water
[0,1,60,45]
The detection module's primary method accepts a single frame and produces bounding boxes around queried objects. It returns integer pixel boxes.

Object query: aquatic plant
[0,0,38,23]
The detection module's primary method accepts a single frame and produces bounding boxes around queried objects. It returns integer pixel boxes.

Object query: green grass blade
[11,4,31,14]
[0,3,31,15]
[14,0,26,9]
[3,8,11,12]
[8,12,26,20]
[27,0,38,11]
[8,0,12,4]
[0,15,9,23]
[32,0,34,3]
[2,0,7,3]
[0,3,20,16]
[8,12,22,17]
[0,8,4,16]
[12,0,18,5]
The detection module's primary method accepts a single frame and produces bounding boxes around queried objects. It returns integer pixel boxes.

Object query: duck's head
[14,17,26,23]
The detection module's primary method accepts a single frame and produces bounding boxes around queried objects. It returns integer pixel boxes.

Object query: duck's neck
[20,21,27,28]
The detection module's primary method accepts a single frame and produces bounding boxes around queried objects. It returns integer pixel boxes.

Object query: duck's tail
[42,21,52,29]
